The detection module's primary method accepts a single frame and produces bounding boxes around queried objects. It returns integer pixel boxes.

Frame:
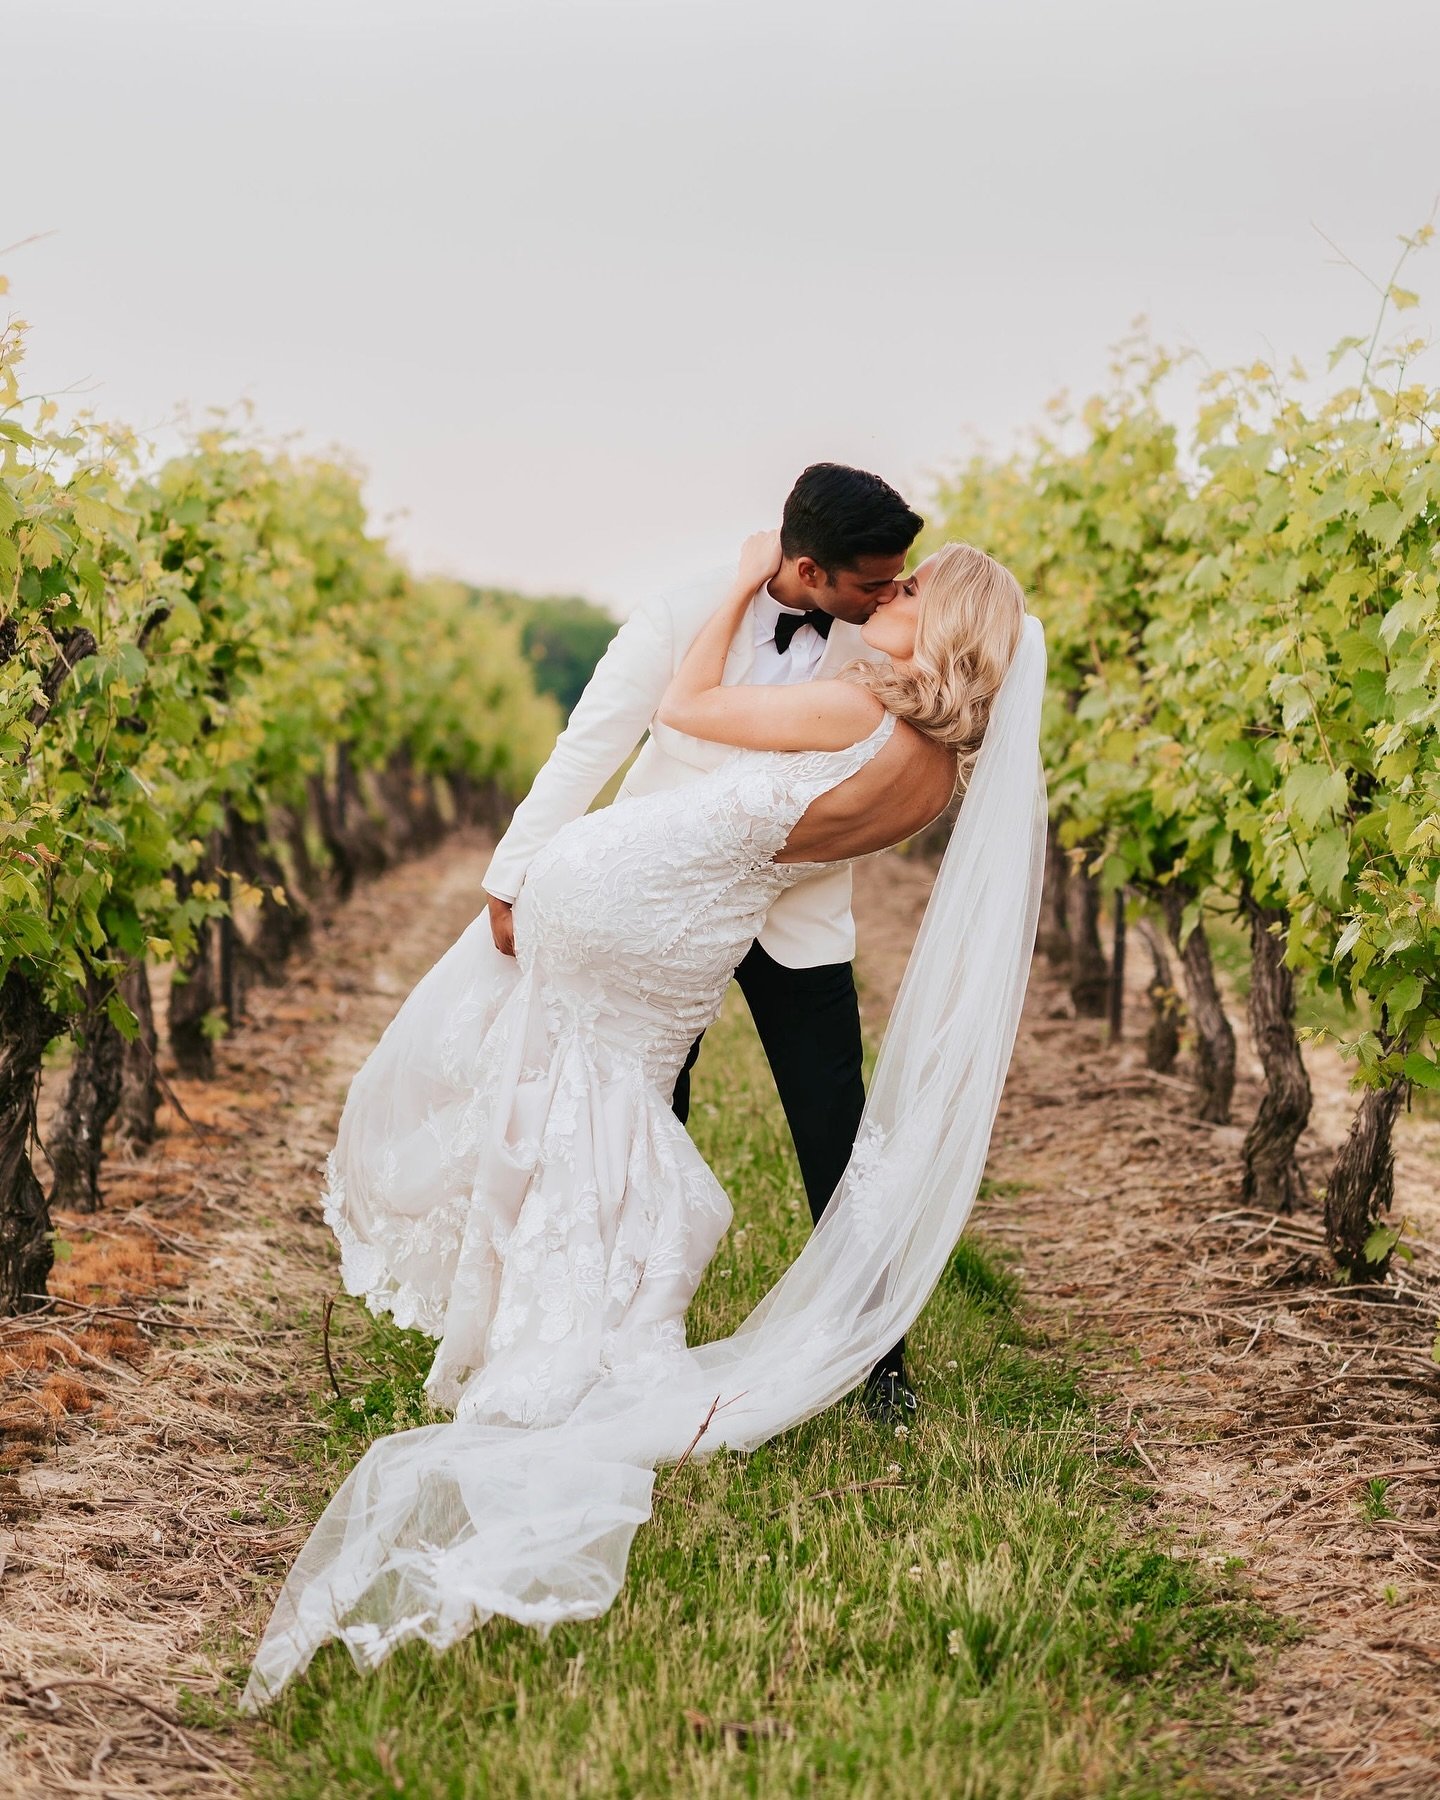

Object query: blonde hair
[847,541,1026,786]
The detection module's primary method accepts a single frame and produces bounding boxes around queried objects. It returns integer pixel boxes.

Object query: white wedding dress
[244,618,1048,1708]
[324,711,898,1430]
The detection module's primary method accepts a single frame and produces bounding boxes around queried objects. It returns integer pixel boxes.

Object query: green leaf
[1334,915,1365,961]
[105,991,141,1042]
[1362,1222,1401,1266]
[1308,827,1350,905]
[1283,763,1347,828]
[3,912,54,956]
[1384,974,1423,1021]
[1403,1052,1440,1090]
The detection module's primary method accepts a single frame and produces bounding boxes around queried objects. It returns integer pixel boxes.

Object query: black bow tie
[772,608,834,654]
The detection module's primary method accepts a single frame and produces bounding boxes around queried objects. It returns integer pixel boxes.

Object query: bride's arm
[658,533,885,752]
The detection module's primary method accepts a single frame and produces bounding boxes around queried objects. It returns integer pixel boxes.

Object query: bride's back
[777,716,956,866]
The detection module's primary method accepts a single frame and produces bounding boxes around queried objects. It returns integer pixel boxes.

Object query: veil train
[242,615,1048,1707]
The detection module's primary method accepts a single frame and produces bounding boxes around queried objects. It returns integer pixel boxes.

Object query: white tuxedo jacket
[482,565,877,969]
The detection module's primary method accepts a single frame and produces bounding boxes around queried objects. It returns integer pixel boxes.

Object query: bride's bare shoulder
[806,680,889,744]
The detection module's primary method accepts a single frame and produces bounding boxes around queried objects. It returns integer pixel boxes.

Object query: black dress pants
[671,939,906,1380]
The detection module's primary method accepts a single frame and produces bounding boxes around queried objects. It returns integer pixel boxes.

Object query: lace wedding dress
[323,711,898,1431]
[244,618,1048,1708]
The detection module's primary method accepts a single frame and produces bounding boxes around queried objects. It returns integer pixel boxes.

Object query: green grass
[251,994,1278,1799]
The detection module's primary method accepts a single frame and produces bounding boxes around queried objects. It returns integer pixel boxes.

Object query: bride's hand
[736,529,782,593]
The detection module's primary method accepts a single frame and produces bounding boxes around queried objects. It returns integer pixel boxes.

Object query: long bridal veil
[242,614,1048,1708]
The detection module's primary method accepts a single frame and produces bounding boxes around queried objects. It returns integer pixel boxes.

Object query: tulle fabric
[242,617,1047,1708]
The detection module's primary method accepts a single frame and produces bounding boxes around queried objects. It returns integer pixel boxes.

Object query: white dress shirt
[750,587,831,686]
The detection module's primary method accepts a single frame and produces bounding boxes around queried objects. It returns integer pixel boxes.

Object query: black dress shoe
[863,1364,920,1422]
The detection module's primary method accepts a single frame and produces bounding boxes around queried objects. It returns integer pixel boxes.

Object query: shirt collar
[753,584,811,646]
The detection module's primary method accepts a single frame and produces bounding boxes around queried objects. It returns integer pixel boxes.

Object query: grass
[251,994,1278,1799]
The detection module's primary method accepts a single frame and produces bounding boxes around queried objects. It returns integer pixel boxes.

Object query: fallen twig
[684,1707,794,1746]
[0,1672,234,1778]
[766,1476,907,1517]
[322,1294,343,1400]
[658,1395,723,1496]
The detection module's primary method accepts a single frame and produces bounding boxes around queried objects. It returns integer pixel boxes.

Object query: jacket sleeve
[481,598,676,902]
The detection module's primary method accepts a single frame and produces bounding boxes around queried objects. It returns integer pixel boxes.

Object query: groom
[483,463,925,1418]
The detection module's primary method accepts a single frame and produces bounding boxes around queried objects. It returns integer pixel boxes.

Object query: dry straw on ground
[1,843,492,1797]
[858,855,1440,1799]
[1,836,1436,1796]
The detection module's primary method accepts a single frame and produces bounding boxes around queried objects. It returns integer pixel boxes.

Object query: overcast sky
[8,0,1439,611]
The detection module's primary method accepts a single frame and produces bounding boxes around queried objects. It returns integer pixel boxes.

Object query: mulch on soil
[1,839,495,1799]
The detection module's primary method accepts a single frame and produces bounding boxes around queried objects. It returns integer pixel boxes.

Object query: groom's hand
[487,894,516,957]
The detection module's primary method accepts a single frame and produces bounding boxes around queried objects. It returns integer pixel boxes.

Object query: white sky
[9,0,1439,612]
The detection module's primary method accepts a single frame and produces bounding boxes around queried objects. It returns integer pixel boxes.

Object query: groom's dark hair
[780,463,923,574]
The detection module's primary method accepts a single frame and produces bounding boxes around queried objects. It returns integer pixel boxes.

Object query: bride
[244,529,1047,1706]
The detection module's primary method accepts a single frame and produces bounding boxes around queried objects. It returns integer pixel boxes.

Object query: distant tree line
[475,591,618,717]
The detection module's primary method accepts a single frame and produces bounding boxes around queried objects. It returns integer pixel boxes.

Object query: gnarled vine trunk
[1107,888,1127,1044]
[451,772,509,834]
[1,626,93,1304]
[275,802,322,901]
[1161,887,1235,1124]
[1039,826,1070,967]
[47,972,125,1212]
[170,859,218,1080]
[1240,893,1311,1213]
[312,747,390,900]
[377,750,446,858]
[115,963,160,1147]
[308,770,356,899]
[1066,861,1109,1018]
[336,745,392,884]
[376,751,420,861]
[1136,916,1182,1074]
[218,861,243,1031]
[230,808,311,984]
[1324,1079,1405,1280]
[0,971,60,1314]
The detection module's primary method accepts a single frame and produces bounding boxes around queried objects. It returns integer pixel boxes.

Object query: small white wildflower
[946,1359,958,1370]
[946,1629,962,1657]
[887,1462,902,1478]
[894,1423,909,1441]
[908,1563,923,1581]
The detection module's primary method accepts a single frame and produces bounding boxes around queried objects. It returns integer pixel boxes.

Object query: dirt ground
[2,833,1437,1797]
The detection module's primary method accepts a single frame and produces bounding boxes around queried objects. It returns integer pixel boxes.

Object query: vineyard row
[922,225,1439,1293]
[0,297,560,1314]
